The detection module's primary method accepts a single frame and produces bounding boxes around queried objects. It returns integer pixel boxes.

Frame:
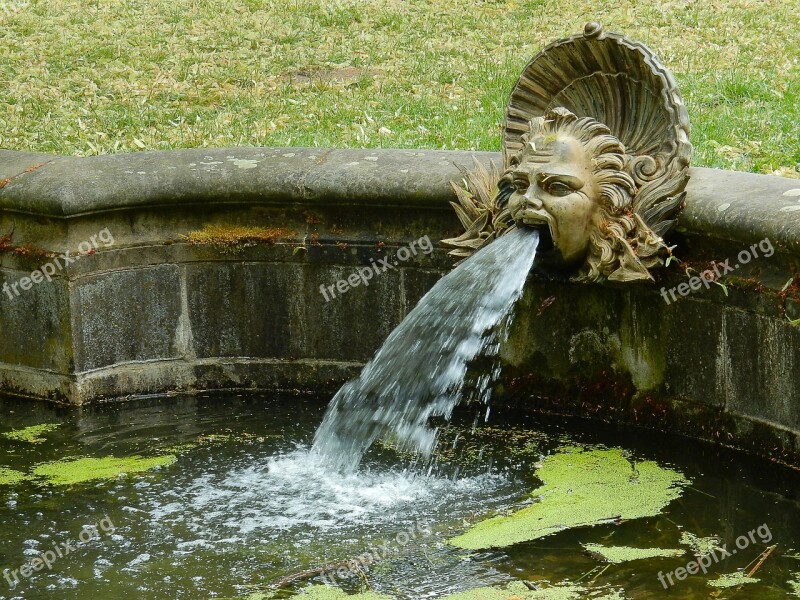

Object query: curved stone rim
[0,148,499,218]
[1,147,798,253]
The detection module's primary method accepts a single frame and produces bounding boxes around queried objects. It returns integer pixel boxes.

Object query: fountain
[1,21,800,600]
[313,22,693,472]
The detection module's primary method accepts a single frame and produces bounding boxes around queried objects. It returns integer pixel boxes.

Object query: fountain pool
[1,393,800,599]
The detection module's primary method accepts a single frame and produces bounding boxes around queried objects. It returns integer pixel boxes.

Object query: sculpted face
[444,107,668,282]
[506,135,601,268]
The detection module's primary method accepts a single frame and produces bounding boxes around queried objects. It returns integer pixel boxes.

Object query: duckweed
[0,467,29,485]
[679,531,721,558]
[2,423,61,443]
[450,447,688,549]
[707,572,759,588]
[439,580,584,599]
[294,585,391,599]
[583,543,685,564]
[32,455,176,486]
[789,573,800,596]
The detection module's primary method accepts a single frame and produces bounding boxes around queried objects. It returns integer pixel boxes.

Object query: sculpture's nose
[523,185,543,209]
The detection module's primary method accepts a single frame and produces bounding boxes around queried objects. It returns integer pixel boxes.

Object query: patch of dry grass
[0,0,797,176]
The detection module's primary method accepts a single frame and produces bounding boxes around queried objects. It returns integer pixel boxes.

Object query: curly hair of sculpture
[444,22,692,283]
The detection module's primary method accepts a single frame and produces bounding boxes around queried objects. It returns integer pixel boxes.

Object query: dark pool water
[1,392,799,599]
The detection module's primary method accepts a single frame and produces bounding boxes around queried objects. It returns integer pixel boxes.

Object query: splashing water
[312,228,540,472]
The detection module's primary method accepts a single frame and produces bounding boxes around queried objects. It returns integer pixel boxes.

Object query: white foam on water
[148,448,510,539]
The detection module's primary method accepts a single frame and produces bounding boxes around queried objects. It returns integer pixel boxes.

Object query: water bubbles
[125,553,151,568]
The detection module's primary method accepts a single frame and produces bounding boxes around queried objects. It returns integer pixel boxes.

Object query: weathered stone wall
[1,147,799,463]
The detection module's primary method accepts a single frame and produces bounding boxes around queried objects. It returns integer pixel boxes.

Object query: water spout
[312,228,539,472]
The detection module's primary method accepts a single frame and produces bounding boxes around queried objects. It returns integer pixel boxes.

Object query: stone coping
[1,147,799,251]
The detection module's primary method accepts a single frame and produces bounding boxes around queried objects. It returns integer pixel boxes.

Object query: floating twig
[746,544,777,578]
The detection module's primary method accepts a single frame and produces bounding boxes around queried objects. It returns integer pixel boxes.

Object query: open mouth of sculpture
[515,207,555,254]
[529,221,554,254]
[518,211,555,258]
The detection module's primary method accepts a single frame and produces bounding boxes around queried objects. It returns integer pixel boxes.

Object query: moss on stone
[0,467,29,486]
[582,543,684,564]
[32,454,176,486]
[449,447,689,549]
[2,423,61,443]
[679,531,721,557]
[182,225,293,249]
[707,572,759,588]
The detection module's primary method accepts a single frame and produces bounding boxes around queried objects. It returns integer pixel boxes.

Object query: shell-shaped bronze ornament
[444,23,692,282]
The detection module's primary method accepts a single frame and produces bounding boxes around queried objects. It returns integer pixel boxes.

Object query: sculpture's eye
[545,181,573,197]
[512,177,529,193]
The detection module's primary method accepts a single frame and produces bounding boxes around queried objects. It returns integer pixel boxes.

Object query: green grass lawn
[0,0,797,176]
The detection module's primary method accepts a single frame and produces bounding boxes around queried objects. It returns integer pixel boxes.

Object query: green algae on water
[439,580,585,599]
[292,581,596,600]
[378,425,546,470]
[32,454,177,486]
[583,543,685,564]
[2,423,61,443]
[0,467,29,486]
[215,593,276,600]
[441,581,626,599]
[789,573,800,596]
[163,431,280,455]
[450,447,689,549]
[707,571,759,588]
[593,591,627,600]
[294,585,392,599]
[679,531,721,557]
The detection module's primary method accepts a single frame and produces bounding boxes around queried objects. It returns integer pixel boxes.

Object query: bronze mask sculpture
[444,23,692,282]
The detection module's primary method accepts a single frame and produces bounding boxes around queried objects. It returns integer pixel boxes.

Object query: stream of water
[311,228,539,472]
